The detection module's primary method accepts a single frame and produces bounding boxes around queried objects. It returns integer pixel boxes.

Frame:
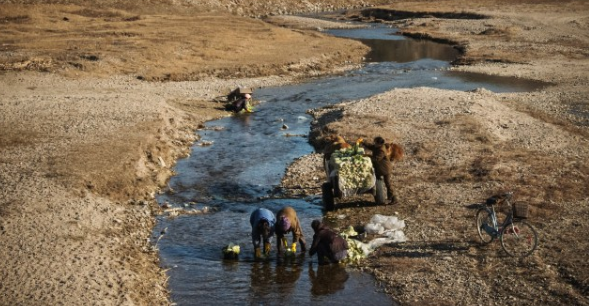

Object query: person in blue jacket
[249,208,276,258]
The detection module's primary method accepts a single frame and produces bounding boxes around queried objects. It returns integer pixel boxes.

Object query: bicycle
[475,192,538,257]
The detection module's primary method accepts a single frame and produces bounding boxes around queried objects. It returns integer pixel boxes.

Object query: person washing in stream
[309,219,349,265]
[225,87,254,113]
[250,208,276,258]
[275,206,307,256]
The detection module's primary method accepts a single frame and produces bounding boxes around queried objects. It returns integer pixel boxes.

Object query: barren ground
[1,0,588,305]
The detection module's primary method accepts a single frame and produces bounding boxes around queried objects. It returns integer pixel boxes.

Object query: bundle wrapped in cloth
[328,145,376,197]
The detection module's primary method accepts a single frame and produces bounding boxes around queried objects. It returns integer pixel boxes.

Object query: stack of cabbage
[329,146,375,195]
[339,226,368,265]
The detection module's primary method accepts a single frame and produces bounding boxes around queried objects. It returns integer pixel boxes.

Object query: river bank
[1,0,588,305]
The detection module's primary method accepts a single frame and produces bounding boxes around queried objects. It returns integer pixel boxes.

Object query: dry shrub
[71,8,127,18]
[479,26,519,38]
[410,142,437,163]
[452,114,494,144]
[514,102,589,138]
[0,15,30,23]
[469,155,499,180]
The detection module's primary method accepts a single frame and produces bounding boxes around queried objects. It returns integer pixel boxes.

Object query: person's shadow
[308,263,349,296]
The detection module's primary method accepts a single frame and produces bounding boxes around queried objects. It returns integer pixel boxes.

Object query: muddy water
[154,22,549,306]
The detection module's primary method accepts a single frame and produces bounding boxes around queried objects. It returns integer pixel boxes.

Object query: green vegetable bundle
[329,146,375,193]
[340,226,368,265]
[222,243,240,259]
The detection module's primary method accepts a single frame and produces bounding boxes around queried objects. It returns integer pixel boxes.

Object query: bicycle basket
[513,203,529,219]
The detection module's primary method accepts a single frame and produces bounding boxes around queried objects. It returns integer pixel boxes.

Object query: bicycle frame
[480,205,514,238]
[477,192,538,257]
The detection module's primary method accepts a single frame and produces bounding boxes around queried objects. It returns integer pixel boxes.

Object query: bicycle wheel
[500,220,538,257]
[476,208,495,244]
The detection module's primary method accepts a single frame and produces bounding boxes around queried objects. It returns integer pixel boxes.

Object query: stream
[153,21,548,306]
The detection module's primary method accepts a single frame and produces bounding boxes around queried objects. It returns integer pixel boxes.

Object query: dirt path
[1,0,588,305]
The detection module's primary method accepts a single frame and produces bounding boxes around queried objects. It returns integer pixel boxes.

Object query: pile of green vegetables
[339,226,369,265]
[329,146,374,190]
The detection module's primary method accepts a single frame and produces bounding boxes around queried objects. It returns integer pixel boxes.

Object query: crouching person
[309,220,349,265]
[250,208,276,258]
[275,206,307,255]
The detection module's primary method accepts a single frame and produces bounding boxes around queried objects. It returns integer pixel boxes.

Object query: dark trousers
[316,244,347,265]
[383,173,394,199]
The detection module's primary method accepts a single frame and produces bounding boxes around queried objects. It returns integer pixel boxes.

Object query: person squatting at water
[249,208,276,258]
[309,220,349,265]
[225,87,254,113]
[231,93,252,113]
[275,206,307,255]
[362,136,399,204]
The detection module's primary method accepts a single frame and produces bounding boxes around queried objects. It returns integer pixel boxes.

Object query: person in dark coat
[230,93,252,113]
[362,136,398,204]
[308,220,348,265]
[250,208,276,258]
[225,87,254,113]
[275,206,307,255]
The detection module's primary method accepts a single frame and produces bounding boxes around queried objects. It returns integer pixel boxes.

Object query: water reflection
[444,70,551,92]
[309,264,349,296]
[327,24,459,63]
[250,262,274,299]
[362,38,459,62]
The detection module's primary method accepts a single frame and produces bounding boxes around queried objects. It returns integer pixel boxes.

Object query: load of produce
[339,215,407,265]
[339,226,369,265]
[328,145,375,195]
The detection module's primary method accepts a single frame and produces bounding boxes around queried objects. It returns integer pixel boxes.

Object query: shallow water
[154,21,549,306]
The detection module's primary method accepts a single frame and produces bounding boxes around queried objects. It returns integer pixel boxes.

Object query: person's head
[257,219,270,241]
[244,93,252,99]
[277,216,291,233]
[311,219,322,232]
[374,136,385,145]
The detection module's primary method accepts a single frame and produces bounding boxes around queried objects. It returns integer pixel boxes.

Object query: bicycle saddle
[485,195,504,205]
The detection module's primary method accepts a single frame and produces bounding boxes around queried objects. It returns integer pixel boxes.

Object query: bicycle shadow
[379,241,473,258]
[374,201,501,259]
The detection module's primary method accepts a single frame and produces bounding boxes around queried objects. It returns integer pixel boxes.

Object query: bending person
[249,208,276,258]
[275,206,307,255]
[309,220,348,265]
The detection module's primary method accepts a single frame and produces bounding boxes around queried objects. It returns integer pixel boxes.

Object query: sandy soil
[1,0,588,305]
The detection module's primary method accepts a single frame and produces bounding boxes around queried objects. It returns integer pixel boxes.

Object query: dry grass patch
[0,126,40,148]
[0,4,368,80]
